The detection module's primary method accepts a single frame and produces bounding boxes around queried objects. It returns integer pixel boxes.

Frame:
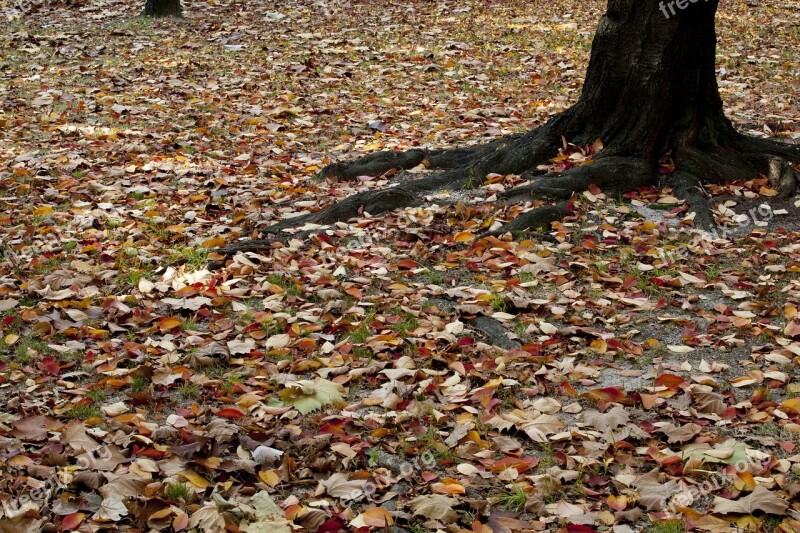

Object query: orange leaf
[344,287,362,299]
[175,285,200,297]
[361,507,393,527]
[589,339,607,353]
[33,206,54,217]
[583,387,631,404]
[179,470,212,489]
[640,393,659,409]
[607,494,627,511]
[158,317,182,332]
[432,478,466,495]
[453,231,477,243]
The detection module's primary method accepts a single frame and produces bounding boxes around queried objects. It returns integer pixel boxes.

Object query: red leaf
[61,513,86,530]
[217,408,245,419]
[654,373,686,390]
[40,357,61,376]
[583,387,632,405]
[317,521,344,533]
[396,259,418,270]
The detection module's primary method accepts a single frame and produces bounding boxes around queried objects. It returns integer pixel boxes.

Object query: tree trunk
[141,0,182,17]
[564,0,732,158]
[216,0,800,258]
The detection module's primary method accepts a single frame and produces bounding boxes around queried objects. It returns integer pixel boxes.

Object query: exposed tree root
[663,171,716,231]
[674,144,769,184]
[318,149,428,181]
[465,316,521,349]
[500,157,654,202]
[767,157,798,199]
[215,120,798,263]
[734,133,800,164]
[481,202,570,238]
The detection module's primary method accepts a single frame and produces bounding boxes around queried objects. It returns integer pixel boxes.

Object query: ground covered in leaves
[1,0,800,531]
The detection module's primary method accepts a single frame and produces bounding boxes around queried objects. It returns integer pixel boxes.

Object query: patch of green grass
[645,519,684,533]
[205,363,228,379]
[65,404,103,420]
[490,293,507,313]
[59,351,85,363]
[536,443,555,469]
[267,274,302,296]
[422,268,446,285]
[129,376,151,392]
[122,269,146,288]
[497,484,527,512]
[351,346,373,359]
[221,375,241,395]
[165,481,190,500]
[168,247,208,269]
[14,337,53,364]
[86,388,107,404]
[178,383,200,399]
[391,312,418,334]
[516,271,536,284]
[181,318,198,331]
[348,314,374,344]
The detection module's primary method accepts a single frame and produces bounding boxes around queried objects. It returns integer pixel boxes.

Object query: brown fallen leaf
[711,485,788,515]
[12,415,63,441]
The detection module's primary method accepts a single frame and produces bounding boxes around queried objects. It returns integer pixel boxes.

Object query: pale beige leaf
[408,494,457,521]
[712,486,788,515]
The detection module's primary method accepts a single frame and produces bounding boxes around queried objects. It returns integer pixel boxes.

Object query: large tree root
[500,157,654,202]
[733,133,800,164]
[481,202,571,238]
[663,171,717,231]
[215,122,798,261]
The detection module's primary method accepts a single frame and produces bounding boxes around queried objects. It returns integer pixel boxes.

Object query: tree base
[140,0,182,17]
[216,113,798,259]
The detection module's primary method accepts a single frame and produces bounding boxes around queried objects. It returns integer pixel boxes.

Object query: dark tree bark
[218,0,799,257]
[141,0,182,17]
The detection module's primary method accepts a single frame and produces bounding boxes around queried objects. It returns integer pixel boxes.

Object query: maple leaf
[278,378,345,414]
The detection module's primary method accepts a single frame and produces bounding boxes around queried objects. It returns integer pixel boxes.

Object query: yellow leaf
[782,398,800,413]
[166,224,186,234]
[158,317,182,332]
[361,507,393,527]
[259,469,280,487]
[33,206,54,217]
[432,478,466,495]
[201,237,226,248]
[179,470,212,489]
[4,333,19,346]
[590,339,607,353]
